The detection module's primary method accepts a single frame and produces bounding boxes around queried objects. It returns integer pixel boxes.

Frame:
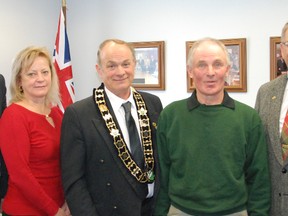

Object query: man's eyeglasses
[281,41,288,47]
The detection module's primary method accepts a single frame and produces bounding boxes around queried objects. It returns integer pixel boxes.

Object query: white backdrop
[1,0,288,107]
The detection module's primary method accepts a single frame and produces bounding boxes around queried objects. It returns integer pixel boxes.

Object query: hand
[62,201,71,216]
[55,208,66,216]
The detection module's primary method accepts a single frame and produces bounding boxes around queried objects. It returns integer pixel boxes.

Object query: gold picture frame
[129,41,165,90]
[270,36,286,80]
[186,38,247,92]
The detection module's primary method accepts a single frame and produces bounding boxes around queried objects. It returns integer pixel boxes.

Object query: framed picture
[270,37,287,80]
[129,41,165,90]
[186,38,247,92]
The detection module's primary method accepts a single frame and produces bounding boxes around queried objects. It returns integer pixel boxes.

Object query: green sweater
[154,92,270,216]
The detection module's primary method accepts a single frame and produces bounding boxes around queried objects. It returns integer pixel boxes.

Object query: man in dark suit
[61,39,163,216]
[255,22,288,216]
[0,74,7,212]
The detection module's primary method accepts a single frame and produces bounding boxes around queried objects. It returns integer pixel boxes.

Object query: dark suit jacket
[255,74,288,216]
[0,74,7,198]
[61,85,163,216]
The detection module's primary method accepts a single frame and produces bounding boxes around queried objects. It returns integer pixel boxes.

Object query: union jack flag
[53,8,75,112]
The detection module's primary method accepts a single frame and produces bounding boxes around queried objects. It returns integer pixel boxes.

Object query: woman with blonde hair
[0,46,70,216]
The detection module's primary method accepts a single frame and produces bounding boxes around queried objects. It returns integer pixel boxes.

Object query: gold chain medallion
[94,87,155,183]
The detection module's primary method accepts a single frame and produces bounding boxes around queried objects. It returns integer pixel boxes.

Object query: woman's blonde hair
[10,46,60,106]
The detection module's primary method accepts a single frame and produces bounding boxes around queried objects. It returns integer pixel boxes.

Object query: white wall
[1,0,288,107]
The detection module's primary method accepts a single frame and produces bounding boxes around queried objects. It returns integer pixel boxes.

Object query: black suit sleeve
[0,74,7,199]
[60,104,98,215]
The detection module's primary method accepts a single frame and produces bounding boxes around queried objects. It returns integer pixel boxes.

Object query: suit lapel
[91,93,127,171]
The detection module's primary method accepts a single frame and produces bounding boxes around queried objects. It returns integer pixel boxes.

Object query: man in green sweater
[154,38,270,216]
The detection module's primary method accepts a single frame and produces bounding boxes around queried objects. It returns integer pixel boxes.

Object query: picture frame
[186,38,247,92]
[270,36,286,80]
[129,41,165,90]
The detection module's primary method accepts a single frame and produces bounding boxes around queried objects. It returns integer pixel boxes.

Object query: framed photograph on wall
[129,41,165,90]
[270,36,287,80]
[186,38,247,92]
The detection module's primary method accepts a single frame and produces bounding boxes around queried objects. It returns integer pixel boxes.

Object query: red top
[0,103,64,215]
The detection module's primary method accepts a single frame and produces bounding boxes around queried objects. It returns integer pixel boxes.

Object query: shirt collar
[104,86,135,110]
[187,90,235,110]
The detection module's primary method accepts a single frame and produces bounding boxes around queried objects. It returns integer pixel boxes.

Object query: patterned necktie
[281,110,288,161]
[122,102,145,169]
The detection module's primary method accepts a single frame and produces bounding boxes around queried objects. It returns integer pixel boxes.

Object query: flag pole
[62,0,67,27]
